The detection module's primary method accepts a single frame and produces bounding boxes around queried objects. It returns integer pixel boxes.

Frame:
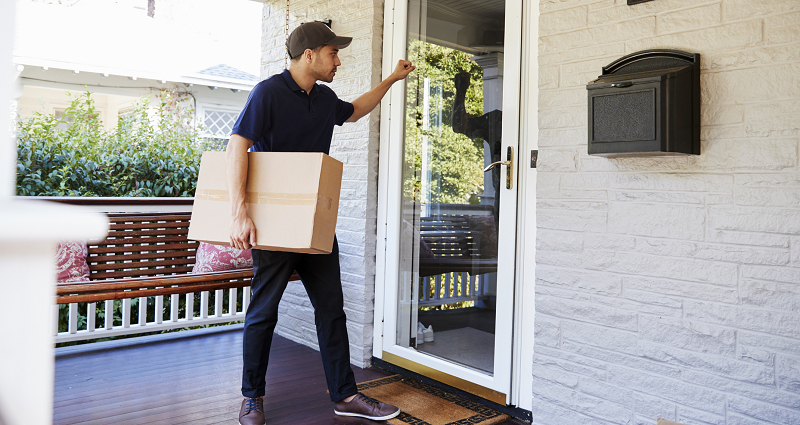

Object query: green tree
[403,40,487,205]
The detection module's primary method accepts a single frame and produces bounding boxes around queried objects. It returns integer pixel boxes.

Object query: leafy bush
[16,89,219,197]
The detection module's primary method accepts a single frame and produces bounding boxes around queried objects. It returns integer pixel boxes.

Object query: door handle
[482,147,514,190]
[482,160,510,173]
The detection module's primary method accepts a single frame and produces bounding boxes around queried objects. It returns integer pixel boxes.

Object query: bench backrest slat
[87,212,197,280]
[418,214,484,258]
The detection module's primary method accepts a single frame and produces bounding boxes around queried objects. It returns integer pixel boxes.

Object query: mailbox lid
[587,65,690,90]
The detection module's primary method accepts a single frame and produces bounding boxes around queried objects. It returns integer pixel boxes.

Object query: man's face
[310,45,341,83]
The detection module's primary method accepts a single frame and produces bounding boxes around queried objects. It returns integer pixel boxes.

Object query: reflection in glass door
[396,0,507,376]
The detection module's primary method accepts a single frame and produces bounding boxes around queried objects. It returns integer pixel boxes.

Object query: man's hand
[454,70,471,93]
[230,212,257,250]
[227,134,256,250]
[347,59,416,122]
[390,60,415,82]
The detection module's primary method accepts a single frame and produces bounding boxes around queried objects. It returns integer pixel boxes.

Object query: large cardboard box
[188,151,343,254]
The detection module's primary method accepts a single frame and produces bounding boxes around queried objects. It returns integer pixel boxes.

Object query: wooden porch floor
[53,325,525,424]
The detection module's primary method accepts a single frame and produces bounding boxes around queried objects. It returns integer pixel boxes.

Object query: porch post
[470,52,504,308]
[1,0,15,197]
[0,4,108,424]
[471,52,504,207]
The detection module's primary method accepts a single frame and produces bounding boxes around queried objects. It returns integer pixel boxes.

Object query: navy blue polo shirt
[231,69,354,154]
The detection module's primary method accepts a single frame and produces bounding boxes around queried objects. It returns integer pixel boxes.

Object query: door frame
[372,0,534,408]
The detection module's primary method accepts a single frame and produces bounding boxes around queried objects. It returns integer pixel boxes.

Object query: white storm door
[374,0,523,403]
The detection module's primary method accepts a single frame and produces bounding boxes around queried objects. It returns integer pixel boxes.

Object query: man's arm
[227,134,256,250]
[346,60,415,122]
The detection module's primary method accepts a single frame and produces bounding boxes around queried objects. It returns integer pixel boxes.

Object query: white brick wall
[260,0,383,367]
[536,1,800,424]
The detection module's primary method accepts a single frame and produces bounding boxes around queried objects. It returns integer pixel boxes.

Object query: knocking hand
[454,70,471,94]
[230,213,257,250]
[391,60,415,81]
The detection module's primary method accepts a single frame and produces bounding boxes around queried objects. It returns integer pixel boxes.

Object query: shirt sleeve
[334,98,355,126]
[231,82,271,143]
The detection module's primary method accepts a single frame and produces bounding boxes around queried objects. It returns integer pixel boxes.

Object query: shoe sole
[333,408,401,421]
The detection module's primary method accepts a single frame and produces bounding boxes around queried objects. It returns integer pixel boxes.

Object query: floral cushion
[192,242,253,273]
[55,241,90,283]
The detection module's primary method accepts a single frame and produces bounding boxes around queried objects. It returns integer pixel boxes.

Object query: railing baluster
[171,293,179,322]
[201,291,209,319]
[105,300,113,329]
[186,292,194,320]
[243,287,250,313]
[434,275,441,300]
[87,302,96,332]
[123,298,131,328]
[155,294,163,324]
[52,304,59,336]
[445,273,451,299]
[229,288,237,316]
[138,296,147,326]
[461,272,467,296]
[423,276,430,302]
[215,289,223,317]
[68,303,78,334]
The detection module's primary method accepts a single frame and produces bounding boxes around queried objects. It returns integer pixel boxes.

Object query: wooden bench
[45,200,298,305]
[417,214,498,278]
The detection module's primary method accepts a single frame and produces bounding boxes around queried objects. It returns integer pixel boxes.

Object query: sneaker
[417,321,426,333]
[334,393,401,420]
[238,397,265,425]
[423,325,434,342]
[417,329,425,344]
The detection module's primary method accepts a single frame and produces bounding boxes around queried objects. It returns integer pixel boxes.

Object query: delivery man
[227,21,414,425]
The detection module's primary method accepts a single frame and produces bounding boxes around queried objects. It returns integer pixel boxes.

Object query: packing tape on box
[196,188,317,205]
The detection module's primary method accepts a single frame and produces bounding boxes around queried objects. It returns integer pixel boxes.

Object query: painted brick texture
[536,0,800,424]
[260,0,383,368]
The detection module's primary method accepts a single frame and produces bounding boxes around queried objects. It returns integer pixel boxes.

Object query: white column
[1,1,15,197]
[470,53,504,207]
[0,203,107,425]
[0,5,108,424]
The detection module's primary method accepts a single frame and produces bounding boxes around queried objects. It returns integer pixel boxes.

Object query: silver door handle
[482,146,515,189]
[483,160,510,173]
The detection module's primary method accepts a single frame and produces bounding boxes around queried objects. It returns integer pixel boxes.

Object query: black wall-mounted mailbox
[587,49,700,157]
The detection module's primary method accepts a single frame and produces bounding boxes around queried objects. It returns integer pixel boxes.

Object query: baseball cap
[286,21,353,59]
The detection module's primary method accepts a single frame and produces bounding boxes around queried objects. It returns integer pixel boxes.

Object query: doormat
[357,375,509,425]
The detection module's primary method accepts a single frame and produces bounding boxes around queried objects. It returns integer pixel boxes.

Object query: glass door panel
[396,0,507,376]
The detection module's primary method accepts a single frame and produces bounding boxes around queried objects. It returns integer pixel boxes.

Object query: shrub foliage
[16,89,218,197]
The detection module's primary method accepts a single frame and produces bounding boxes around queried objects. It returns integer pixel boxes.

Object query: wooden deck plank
[53,327,392,424]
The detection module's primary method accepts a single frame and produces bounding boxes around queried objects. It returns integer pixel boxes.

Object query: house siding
[259,0,384,368]
[536,1,800,424]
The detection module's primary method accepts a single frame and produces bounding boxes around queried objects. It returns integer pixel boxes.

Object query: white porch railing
[54,288,250,343]
[418,271,491,307]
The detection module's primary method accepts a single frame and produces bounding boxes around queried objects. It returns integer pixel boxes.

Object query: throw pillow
[463,215,498,258]
[192,242,253,273]
[55,241,90,283]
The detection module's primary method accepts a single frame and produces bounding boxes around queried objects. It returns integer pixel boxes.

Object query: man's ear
[304,48,314,63]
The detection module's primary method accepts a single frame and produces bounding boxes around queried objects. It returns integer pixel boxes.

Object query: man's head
[287,22,352,83]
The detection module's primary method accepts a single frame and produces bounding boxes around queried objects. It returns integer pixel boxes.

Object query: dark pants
[241,237,358,402]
